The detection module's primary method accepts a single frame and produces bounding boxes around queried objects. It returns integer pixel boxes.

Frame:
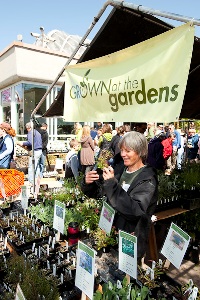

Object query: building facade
[0,40,80,140]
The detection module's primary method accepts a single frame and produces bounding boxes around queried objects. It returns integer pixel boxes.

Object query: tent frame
[30,0,200,197]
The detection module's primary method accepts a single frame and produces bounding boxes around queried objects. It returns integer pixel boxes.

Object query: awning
[43,6,200,119]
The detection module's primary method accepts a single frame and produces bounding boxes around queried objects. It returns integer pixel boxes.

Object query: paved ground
[167,257,200,288]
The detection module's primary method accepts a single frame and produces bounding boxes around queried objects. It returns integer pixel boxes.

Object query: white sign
[98,201,115,235]
[119,230,137,279]
[21,185,29,209]
[161,222,191,269]
[15,283,26,300]
[64,23,194,122]
[75,241,95,300]
[53,200,65,234]
[0,178,6,198]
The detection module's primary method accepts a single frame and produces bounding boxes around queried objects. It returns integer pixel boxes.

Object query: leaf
[93,290,103,300]
[85,69,91,77]
[131,288,137,299]
[140,286,150,299]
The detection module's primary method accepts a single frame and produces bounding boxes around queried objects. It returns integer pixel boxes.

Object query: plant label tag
[60,273,64,284]
[117,280,122,289]
[159,259,163,267]
[53,264,56,276]
[146,267,151,275]
[152,260,156,269]
[47,260,50,269]
[150,269,154,280]
[32,242,35,252]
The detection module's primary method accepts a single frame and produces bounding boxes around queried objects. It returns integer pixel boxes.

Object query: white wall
[0,42,78,90]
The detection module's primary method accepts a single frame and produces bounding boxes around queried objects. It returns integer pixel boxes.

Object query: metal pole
[30,0,200,197]
[31,0,200,119]
[30,0,112,197]
[30,119,35,197]
[110,1,200,26]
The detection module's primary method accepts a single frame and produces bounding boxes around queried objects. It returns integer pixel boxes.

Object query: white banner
[64,23,194,122]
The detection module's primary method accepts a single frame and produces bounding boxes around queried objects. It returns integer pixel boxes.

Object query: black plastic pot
[182,198,200,210]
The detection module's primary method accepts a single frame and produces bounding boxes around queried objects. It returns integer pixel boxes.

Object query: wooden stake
[126,274,130,284]
[81,292,87,300]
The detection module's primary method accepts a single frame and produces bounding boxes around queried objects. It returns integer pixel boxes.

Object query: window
[24,84,47,127]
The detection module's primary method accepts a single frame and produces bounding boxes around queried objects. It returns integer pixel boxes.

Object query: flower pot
[96,168,103,175]
[1,206,11,216]
[182,198,200,210]
[68,222,79,245]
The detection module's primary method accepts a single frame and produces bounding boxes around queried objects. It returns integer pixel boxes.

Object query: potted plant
[93,276,153,300]
[0,200,11,215]
[91,226,117,253]
[95,149,114,174]
[3,255,60,300]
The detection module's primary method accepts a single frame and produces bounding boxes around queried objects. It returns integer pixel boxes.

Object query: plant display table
[149,207,189,262]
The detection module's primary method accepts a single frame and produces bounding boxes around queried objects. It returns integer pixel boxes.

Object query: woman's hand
[85,170,99,184]
[103,166,114,181]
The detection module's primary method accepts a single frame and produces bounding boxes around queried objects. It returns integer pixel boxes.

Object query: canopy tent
[43,5,200,119]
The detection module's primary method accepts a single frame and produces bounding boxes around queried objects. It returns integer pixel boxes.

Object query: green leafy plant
[96,149,114,170]
[91,226,117,250]
[3,255,60,300]
[29,201,54,226]
[50,175,85,206]
[73,198,102,231]
[173,207,200,236]
[93,277,155,300]
[157,171,179,204]
[169,279,200,300]
[0,200,11,209]
[137,260,168,291]
[179,163,200,190]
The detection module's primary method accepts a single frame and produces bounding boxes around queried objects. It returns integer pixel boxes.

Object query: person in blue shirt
[0,122,16,169]
[186,128,199,162]
[17,122,42,185]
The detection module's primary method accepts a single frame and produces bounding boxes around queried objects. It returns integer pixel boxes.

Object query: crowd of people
[146,122,200,175]
[0,121,48,198]
[0,120,199,261]
[66,121,200,180]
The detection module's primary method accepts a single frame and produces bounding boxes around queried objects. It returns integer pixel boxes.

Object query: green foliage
[50,175,86,206]
[4,255,60,300]
[73,198,103,231]
[29,201,54,226]
[93,277,155,300]
[179,163,200,190]
[91,226,117,250]
[157,170,180,203]
[96,149,114,170]
[173,207,200,235]
[157,163,200,203]
[0,200,11,209]
[30,188,103,235]
[137,262,167,290]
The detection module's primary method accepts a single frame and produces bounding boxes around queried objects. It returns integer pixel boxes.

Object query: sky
[1,0,200,51]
